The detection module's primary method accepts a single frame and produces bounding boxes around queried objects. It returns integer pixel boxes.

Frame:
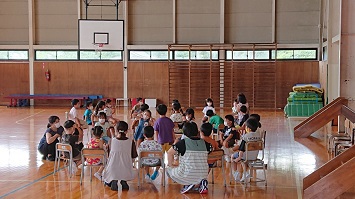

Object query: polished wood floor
[0,106,354,199]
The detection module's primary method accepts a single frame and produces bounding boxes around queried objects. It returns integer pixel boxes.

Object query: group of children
[38,94,264,194]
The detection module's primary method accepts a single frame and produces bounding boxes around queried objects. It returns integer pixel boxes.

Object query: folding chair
[208,149,226,186]
[137,151,165,187]
[241,140,267,189]
[54,143,73,178]
[212,124,224,140]
[174,122,183,139]
[80,148,107,185]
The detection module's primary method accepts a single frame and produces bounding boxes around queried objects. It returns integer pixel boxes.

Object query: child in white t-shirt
[231,118,262,182]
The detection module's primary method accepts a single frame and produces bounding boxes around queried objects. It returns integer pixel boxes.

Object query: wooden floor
[0,106,354,199]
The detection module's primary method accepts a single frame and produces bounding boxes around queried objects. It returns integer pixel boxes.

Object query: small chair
[115,98,131,108]
[80,148,107,185]
[137,151,165,187]
[208,149,226,186]
[241,140,267,189]
[54,143,73,178]
[174,122,183,139]
[212,124,224,140]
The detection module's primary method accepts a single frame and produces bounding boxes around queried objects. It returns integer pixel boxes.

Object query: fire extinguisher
[45,69,50,81]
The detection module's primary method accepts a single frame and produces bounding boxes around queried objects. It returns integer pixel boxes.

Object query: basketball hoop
[93,43,104,54]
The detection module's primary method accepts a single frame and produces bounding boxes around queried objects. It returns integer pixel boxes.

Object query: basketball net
[94,43,104,54]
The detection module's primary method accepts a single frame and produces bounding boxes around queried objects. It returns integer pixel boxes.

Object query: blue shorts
[134,131,144,141]
[102,136,110,144]
[232,152,239,159]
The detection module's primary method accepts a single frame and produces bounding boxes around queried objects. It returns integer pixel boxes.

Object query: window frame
[225,48,318,61]
[0,50,29,61]
[35,50,123,61]
[128,50,172,61]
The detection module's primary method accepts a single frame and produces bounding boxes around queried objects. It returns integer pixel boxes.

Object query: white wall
[35,0,77,45]
[176,0,220,44]
[128,0,173,45]
[277,0,320,44]
[225,0,272,43]
[0,0,321,46]
[0,0,28,45]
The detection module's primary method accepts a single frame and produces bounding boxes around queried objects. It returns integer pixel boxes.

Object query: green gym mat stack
[284,86,323,117]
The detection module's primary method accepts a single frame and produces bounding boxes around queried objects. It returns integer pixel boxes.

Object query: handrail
[303,145,355,199]
[294,97,345,132]
[294,97,348,138]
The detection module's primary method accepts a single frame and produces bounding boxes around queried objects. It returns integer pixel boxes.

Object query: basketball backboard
[78,20,124,50]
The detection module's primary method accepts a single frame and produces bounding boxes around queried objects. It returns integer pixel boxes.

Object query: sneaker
[77,164,83,169]
[47,156,55,161]
[150,170,159,181]
[240,172,250,183]
[198,179,208,194]
[94,172,102,181]
[104,181,111,187]
[144,174,151,182]
[120,180,129,190]
[224,155,231,163]
[233,171,241,182]
[180,184,195,194]
[110,180,118,191]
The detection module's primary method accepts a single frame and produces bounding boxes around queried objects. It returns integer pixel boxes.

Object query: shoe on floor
[144,174,151,182]
[233,171,241,181]
[180,184,195,194]
[111,180,118,191]
[240,172,250,183]
[150,170,159,180]
[198,179,208,194]
[47,156,55,161]
[120,180,129,190]
[94,172,102,181]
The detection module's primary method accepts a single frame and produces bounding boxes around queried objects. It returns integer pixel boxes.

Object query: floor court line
[0,171,54,198]
[0,167,65,199]
[15,110,45,125]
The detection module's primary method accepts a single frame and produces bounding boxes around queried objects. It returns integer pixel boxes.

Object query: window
[293,50,317,59]
[35,50,122,61]
[129,50,172,60]
[174,50,218,60]
[0,50,28,60]
[272,49,317,60]
[226,50,269,60]
[79,51,101,60]
[226,49,317,60]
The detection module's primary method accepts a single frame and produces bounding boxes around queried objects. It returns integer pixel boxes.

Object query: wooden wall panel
[0,63,29,105]
[33,62,123,106]
[254,62,276,108]
[276,61,319,108]
[128,62,169,106]
[232,62,254,108]
[169,61,190,108]
[0,61,319,109]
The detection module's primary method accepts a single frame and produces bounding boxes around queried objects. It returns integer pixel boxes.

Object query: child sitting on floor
[167,122,210,194]
[103,121,137,191]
